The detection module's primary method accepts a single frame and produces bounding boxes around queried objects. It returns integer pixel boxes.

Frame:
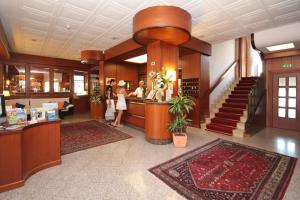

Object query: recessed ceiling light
[266,43,295,52]
[66,24,71,30]
[125,54,147,64]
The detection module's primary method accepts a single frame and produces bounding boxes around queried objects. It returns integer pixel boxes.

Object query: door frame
[268,69,300,128]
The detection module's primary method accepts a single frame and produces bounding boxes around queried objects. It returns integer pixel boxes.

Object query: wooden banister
[209,59,238,94]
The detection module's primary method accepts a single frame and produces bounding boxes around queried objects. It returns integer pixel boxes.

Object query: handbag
[105,100,115,120]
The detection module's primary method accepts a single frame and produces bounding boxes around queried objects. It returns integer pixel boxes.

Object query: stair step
[239,80,256,85]
[231,90,250,95]
[215,112,242,120]
[241,77,258,80]
[219,107,245,114]
[237,83,255,86]
[222,102,247,109]
[229,94,248,99]
[226,98,248,104]
[234,86,252,90]
[206,123,234,135]
[211,117,238,127]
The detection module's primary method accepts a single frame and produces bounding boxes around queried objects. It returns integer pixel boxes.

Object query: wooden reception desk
[117,98,172,144]
[0,120,61,192]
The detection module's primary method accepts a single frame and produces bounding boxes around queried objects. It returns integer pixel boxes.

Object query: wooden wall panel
[181,53,201,127]
[104,61,140,92]
[181,53,200,78]
[180,53,210,127]
[200,55,210,120]
[116,62,139,91]
[73,95,90,114]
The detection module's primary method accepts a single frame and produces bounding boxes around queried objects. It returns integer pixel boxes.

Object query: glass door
[272,72,300,130]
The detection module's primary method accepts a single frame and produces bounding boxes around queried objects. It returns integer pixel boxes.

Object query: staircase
[202,77,258,137]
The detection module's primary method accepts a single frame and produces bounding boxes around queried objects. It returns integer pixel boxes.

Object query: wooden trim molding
[264,50,300,60]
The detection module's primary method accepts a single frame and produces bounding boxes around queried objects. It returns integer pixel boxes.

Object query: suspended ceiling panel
[254,22,300,53]
[0,0,299,60]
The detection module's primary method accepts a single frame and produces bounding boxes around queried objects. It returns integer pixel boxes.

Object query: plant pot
[172,133,187,148]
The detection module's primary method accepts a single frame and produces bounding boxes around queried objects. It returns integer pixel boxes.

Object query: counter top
[113,97,169,105]
[0,120,60,135]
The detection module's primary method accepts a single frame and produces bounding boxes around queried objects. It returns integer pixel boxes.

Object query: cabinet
[182,78,199,98]
[180,53,209,127]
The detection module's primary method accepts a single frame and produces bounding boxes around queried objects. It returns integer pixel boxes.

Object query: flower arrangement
[148,68,173,102]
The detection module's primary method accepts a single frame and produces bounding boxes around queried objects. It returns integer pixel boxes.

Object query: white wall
[247,36,263,76]
[209,39,236,108]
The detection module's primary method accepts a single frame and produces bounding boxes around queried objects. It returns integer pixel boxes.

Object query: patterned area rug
[149,139,297,200]
[61,120,132,155]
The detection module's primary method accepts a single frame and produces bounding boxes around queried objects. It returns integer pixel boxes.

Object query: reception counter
[0,120,61,192]
[118,98,172,144]
[122,98,145,128]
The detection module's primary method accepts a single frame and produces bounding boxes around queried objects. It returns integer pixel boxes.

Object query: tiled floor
[0,115,299,200]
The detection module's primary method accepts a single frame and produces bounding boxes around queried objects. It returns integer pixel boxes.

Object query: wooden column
[147,41,179,96]
[99,61,105,97]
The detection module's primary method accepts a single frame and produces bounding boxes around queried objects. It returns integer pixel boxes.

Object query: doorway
[272,72,300,131]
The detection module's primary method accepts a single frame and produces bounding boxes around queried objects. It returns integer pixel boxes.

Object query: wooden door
[272,72,300,130]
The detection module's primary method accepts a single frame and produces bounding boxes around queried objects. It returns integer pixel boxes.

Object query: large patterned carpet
[61,120,132,155]
[150,139,297,200]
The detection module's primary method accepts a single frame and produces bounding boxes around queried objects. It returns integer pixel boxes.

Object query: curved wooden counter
[145,102,172,144]
[0,120,61,192]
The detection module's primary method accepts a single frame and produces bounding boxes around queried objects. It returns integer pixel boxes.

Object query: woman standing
[105,79,116,122]
[111,80,127,127]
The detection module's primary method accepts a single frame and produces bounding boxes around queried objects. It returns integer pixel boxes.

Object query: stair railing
[247,73,266,121]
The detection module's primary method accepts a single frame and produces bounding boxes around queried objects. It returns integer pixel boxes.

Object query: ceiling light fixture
[125,54,147,64]
[266,43,295,52]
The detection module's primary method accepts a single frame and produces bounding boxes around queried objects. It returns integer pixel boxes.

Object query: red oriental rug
[149,139,297,200]
[61,120,132,155]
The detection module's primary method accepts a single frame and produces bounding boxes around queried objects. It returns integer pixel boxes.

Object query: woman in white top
[128,80,145,98]
[111,80,127,127]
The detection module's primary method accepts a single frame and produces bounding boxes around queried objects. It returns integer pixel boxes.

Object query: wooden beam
[104,37,212,62]
[264,49,300,59]
[7,53,90,70]
[105,39,143,61]
[0,21,10,60]
[180,37,211,56]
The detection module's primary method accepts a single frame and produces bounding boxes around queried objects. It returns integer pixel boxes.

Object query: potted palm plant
[168,94,195,148]
[90,85,103,119]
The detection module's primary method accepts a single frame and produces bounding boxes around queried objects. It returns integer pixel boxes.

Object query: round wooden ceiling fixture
[133,6,191,46]
[80,50,104,64]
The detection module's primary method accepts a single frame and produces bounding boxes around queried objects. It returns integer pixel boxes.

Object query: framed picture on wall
[105,78,115,85]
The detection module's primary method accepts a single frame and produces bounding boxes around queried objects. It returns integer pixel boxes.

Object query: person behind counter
[105,79,116,122]
[128,80,145,98]
[111,80,127,127]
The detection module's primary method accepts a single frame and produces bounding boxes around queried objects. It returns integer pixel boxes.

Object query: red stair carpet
[206,77,258,135]
[150,139,297,200]
[61,120,132,155]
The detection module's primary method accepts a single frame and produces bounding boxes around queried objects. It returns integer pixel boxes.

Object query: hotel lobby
[0,0,300,200]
